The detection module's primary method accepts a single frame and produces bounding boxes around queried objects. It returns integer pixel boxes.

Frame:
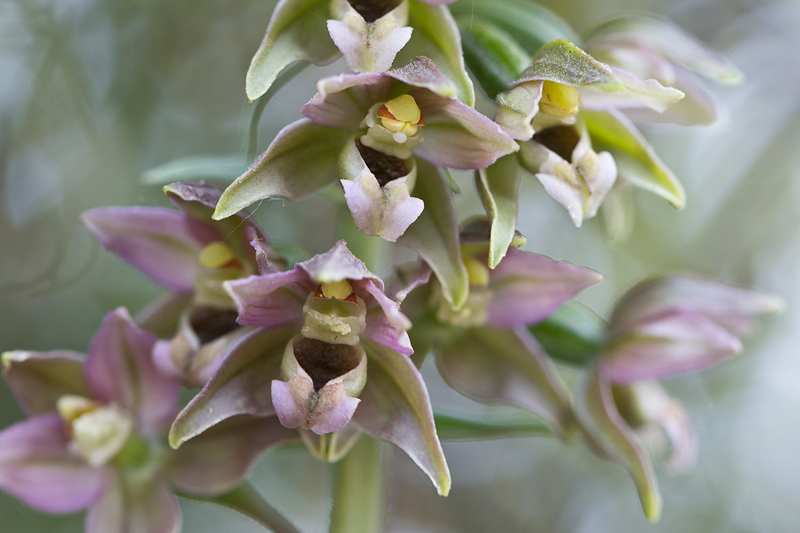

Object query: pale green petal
[582,108,685,208]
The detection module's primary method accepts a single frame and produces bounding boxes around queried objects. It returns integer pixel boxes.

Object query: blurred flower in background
[1,0,800,532]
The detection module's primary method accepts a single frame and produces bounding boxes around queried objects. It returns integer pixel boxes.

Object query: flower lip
[293,337,363,391]
[348,0,402,23]
[356,140,412,187]
[532,125,581,161]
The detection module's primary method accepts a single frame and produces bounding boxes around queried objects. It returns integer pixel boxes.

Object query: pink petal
[82,207,220,294]
[0,414,112,514]
[85,309,180,435]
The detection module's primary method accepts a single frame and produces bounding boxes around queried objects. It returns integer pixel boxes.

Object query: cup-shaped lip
[284,335,368,396]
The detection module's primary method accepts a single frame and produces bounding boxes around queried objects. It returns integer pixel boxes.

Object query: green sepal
[245,0,340,101]
[395,0,475,106]
[474,154,522,269]
[582,109,686,208]
[397,159,469,310]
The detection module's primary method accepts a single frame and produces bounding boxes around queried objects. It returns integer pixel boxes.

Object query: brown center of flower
[189,306,240,344]
[347,0,401,22]
[356,140,410,187]
[293,337,362,391]
[532,125,581,162]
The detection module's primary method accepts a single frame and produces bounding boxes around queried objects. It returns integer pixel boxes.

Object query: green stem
[247,62,308,162]
[329,436,384,533]
[181,481,303,533]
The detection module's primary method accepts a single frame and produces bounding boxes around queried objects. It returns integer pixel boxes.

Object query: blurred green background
[1,0,799,531]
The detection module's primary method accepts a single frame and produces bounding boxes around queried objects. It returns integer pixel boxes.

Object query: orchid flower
[478,39,687,266]
[394,217,603,436]
[583,14,744,125]
[245,0,474,105]
[0,309,296,533]
[169,240,451,496]
[82,181,282,387]
[574,275,783,522]
[213,57,517,242]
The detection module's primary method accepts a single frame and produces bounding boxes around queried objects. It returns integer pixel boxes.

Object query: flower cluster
[0,2,781,532]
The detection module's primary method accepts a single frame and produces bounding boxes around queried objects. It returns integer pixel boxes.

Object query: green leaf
[181,482,303,533]
[213,120,352,220]
[434,412,553,441]
[457,15,532,100]
[396,0,475,106]
[449,0,579,56]
[582,109,685,208]
[397,159,468,310]
[529,301,606,366]
[474,154,522,269]
[141,156,249,186]
[245,0,341,101]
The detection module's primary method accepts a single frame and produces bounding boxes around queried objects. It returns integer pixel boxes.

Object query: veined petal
[601,310,743,384]
[245,0,341,101]
[397,159,468,309]
[486,248,603,327]
[363,309,413,355]
[396,1,473,104]
[354,339,450,496]
[169,415,298,495]
[327,1,413,73]
[434,327,575,436]
[575,368,662,522]
[0,414,112,514]
[582,108,685,209]
[475,154,523,268]
[86,477,180,533]
[213,120,352,220]
[169,327,296,449]
[85,309,180,435]
[410,88,519,169]
[357,278,411,331]
[224,269,311,328]
[2,350,89,415]
[298,240,381,285]
[81,207,220,294]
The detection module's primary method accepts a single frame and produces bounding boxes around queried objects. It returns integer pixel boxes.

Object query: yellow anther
[539,81,580,119]
[378,94,424,136]
[57,395,98,424]
[321,279,354,300]
[464,257,490,287]
[198,242,237,269]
